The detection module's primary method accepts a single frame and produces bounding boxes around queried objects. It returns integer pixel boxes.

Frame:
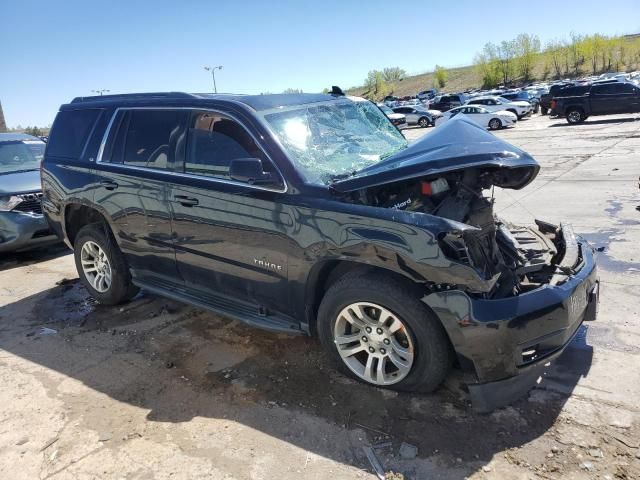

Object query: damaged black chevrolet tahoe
[41,92,599,411]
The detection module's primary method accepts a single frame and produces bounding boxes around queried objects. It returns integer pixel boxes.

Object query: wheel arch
[64,203,112,247]
[304,259,428,337]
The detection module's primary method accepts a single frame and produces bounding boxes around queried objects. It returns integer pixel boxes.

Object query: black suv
[42,92,599,411]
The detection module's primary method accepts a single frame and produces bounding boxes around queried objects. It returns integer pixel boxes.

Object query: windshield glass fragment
[264,100,408,185]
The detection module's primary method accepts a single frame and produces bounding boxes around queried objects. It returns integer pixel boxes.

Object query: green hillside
[347,65,479,98]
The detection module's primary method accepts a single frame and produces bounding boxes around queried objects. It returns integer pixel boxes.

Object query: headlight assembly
[0,195,23,212]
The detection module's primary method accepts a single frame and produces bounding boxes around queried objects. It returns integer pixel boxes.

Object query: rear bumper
[0,211,60,253]
[424,230,599,412]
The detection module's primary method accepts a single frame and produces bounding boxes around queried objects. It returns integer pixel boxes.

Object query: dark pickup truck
[553,82,640,123]
[539,83,574,115]
[428,94,466,111]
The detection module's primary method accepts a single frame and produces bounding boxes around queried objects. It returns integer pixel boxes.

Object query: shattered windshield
[263,99,408,185]
[0,141,45,175]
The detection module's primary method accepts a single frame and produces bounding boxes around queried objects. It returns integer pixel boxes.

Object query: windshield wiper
[328,170,358,183]
[0,168,39,175]
[379,145,408,161]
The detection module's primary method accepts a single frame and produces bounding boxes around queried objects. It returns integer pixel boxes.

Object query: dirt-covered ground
[1,113,639,479]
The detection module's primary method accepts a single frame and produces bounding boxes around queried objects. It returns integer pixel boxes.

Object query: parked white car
[434,105,517,130]
[465,95,532,119]
[377,104,408,129]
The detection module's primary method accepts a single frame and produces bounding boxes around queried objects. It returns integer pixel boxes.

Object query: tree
[373,71,389,100]
[583,34,606,73]
[365,70,381,91]
[473,44,501,88]
[434,65,448,88]
[24,126,42,137]
[382,67,406,82]
[514,33,541,81]
[496,40,517,84]
[282,88,303,94]
[568,32,585,75]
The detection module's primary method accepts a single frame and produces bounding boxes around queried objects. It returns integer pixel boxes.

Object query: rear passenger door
[94,108,188,281]
[615,83,640,113]
[167,110,293,317]
[590,84,619,114]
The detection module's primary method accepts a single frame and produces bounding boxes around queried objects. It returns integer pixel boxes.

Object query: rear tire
[317,273,453,392]
[540,106,548,115]
[566,108,585,124]
[74,223,139,305]
[488,118,502,130]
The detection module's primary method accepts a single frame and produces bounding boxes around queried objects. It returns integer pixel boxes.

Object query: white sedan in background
[465,95,532,119]
[434,105,517,130]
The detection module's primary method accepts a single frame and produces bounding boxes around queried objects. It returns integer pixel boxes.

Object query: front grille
[13,192,43,215]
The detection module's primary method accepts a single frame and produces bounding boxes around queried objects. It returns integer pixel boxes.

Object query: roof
[0,133,44,143]
[468,95,502,100]
[67,92,344,112]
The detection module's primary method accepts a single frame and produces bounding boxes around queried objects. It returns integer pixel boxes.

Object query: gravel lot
[1,113,639,479]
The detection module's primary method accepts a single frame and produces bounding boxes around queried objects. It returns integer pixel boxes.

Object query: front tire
[488,118,502,130]
[540,106,548,115]
[317,273,453,392]
[418,117,430,128]
[74,223,139,305]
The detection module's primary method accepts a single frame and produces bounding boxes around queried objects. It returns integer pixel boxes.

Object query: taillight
[551,99,557,109]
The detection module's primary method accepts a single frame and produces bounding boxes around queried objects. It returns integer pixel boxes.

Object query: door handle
[100,180,118,190]
[174,195,199,207]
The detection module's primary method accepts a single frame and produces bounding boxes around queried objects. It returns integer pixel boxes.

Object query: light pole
[204,66,223,93]
[91,89,110,96]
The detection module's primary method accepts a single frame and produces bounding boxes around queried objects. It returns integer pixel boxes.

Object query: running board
[133,276,305,335]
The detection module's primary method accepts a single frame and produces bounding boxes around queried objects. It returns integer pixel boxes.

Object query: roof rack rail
[70,92,197,103]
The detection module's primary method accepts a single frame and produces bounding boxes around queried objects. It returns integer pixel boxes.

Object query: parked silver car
[392,106,441,127]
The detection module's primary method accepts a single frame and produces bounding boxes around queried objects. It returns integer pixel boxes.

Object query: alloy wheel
[489,119,501,130]
[80,241,112,293]
[568,110,582,123]
[333,302,414,385]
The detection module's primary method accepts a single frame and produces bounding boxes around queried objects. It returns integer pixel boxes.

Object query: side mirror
[229,158,278,186]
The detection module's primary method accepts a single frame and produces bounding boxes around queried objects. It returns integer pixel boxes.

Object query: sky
[2,0,639,127]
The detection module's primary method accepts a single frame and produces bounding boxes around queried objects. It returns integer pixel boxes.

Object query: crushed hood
[331,117,539,193]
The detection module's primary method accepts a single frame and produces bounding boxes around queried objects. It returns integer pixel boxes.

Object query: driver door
[167,110,293,316]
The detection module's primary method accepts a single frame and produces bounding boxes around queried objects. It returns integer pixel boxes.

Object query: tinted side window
[185,112,270,181]
[615,83,635,94]
[123,110,185,170]
[591,84,615,95]
[47,109,101,159]
[561,86,588,96]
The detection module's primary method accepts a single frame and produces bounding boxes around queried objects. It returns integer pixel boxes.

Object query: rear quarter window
[47,109,101,159]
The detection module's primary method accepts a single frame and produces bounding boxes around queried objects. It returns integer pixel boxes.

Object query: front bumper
[423,231,599,412]
[0,211,60,253]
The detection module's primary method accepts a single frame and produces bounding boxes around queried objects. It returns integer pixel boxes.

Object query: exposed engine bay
[345,168,572,299]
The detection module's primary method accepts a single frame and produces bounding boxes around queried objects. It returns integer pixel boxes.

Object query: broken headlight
[0,195,23,212]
